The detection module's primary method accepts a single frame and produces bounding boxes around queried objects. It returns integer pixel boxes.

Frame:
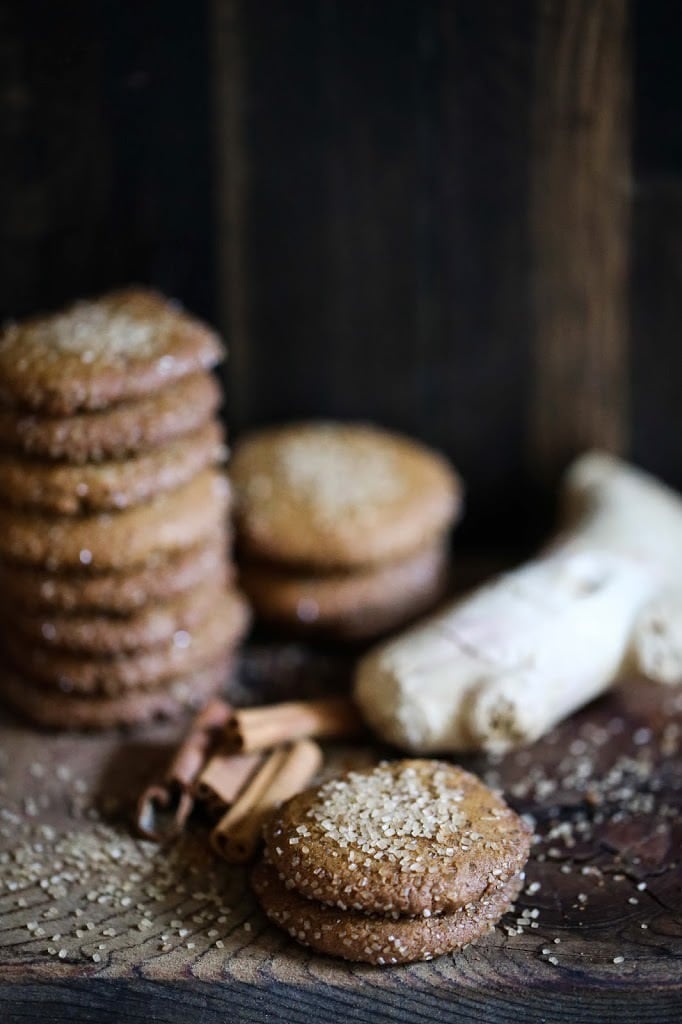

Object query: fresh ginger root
[355,453,682,754]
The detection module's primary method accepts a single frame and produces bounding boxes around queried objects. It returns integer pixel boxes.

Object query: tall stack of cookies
[231,422,461,641]
[0,289,248,728]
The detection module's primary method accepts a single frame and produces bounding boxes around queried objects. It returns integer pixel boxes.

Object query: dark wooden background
[0,0,680,547]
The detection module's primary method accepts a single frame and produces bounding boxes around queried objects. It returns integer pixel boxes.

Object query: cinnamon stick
[223,697,362,754]
[135,697,232,841]
[194,750,263,814]
[211,739,323,863]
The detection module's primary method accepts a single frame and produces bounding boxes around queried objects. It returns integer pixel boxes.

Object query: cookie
[0,421,226,515]
[0,657,231,730]
[6,578,227,654]
[0,289,224,414]
[0,372,221,464]
[263,760,532,917]
[240,540,450,640]
[2,589,250,695]
[0,469,230,570]
[251,859,522,965]
[0,534,228,614]
[231,422,461,569]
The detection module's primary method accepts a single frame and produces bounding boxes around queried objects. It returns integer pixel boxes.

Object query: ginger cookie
[0,657,231,730]
[0,469,230,571]
[6,578,227,655]
[0,372,221,464]
[239,541,450,640]
[263,760,532,917]
[231,422,461,569]
[251,859,523,965]
[0,289,223,414]
[0,534,228,614]
[3,589,250,695]
[0,420,226,515]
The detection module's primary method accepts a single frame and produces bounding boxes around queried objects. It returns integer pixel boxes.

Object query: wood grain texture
[211,0,250,427]
[631,181,682,493]
[434,1,535,544]
[529,0,631,480]
[0,0,107,319]
[3,1,682,545]
[210,0,537,546]
[631,2,682,494]
[0,0,214,323]
[0,646,680,1023]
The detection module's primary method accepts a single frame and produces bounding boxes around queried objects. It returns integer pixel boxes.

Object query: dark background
[0,0,680,548]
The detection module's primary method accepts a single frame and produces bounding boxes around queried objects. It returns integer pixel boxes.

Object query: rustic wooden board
[1,646,681,1023]
[529,0,631,475]
[5,0,682,540]
[211,0,540,549]
[0,0,215,323]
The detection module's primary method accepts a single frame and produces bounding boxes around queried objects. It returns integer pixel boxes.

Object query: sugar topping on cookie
[264,758,532,917]
[306,761,467,868]
[0,289,223,414]
[276,428,405,515]
[1,291,195,363]
[232,422,462,569]
[8,301,161,361]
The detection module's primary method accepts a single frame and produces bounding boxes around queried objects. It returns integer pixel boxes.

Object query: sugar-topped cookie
[0,420,225,515]
[0,372,221,463]
[0,658,231,730]
[3,589,249,695]
[239,540,449,640]
[0,469,230,571]
[0,289,223,414]
[252,858,523,965]
[231,422,461,569]
[263,759,531,917]
[0,534,228,614]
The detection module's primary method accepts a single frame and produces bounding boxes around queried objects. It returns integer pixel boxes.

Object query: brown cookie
[231,422,461,569]
[251,859,522,965]
[0,289,224,414]
[2,589,250,695]
[0,469,230,571]
[0,372,221,464]
[6,578,227,654]
[240,540,450,640]
[0,534,229,614]
[263,760,532,917]
[0,421,226,515]
[0,657,231,730]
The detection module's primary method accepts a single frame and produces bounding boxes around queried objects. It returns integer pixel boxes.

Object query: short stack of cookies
[252,759,532,965]
[0,288,249,729]
[231,422,461,641]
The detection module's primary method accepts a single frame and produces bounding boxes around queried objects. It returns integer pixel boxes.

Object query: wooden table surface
[0,645,681,1023]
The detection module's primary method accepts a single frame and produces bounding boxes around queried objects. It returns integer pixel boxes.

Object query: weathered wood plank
[435,1,535,544]
[3,976,681,1024]
[0,647,680,1023]
[0,0,107,319]
[211,0,250,427]
[631,183,682,492]
[0,1,214,324]
[2,0,681,549]
[211,0,538,545]
[529,0,631,480]
[631,0,682,484]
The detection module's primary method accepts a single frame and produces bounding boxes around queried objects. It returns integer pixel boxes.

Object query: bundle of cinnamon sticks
[135,696,362,863]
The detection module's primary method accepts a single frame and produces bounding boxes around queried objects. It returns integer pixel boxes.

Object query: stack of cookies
[0,288,249,729]
[252,759,532,964]
[231,422,461,641]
